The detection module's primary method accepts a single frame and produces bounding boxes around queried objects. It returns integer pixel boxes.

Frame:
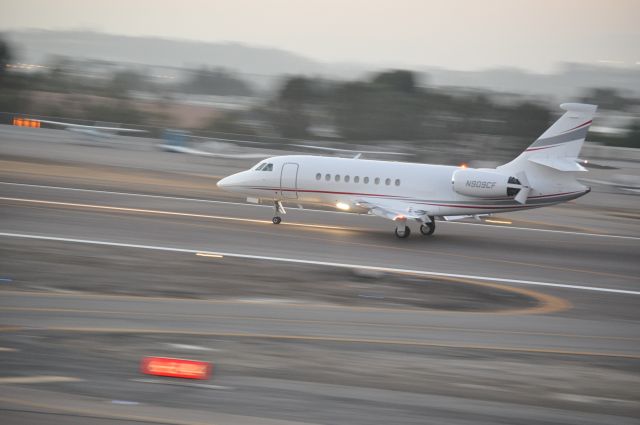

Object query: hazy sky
[1,0,638,72]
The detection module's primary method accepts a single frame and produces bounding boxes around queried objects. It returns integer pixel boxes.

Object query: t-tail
[498,103,597,204]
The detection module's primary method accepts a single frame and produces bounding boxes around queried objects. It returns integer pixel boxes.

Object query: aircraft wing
[291,144,407,157]
[38,119,147,133]
[354,198,431,221]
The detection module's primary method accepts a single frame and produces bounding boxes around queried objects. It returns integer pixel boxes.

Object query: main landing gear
[394,216,436,239]
[272,200,285,224]
[419,220,436,236]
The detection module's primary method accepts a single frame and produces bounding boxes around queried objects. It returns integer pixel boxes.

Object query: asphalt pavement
[1,125,639,424]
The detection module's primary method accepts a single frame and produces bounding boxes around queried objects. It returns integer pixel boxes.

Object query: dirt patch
[1,239,539,312]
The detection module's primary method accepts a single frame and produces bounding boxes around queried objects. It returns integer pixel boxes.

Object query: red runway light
[141,357,212,380]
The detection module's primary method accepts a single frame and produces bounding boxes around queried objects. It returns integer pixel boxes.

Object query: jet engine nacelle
[452,169,521,198]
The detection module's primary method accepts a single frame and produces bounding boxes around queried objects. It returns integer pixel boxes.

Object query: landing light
[459,163,468,169]
[336,202,351,211]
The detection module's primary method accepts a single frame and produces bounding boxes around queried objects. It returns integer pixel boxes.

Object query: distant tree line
[1,34,638,148]
[248,71,639,149]
[262,70,551,144]
[181,67,253,96]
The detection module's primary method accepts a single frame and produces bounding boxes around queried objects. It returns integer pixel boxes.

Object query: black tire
[420,222,435,236]
[394,226,411,238]
[272,216,282,224]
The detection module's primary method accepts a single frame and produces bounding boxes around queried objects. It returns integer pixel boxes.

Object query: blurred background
[1,0,639,164]
[1,2,639,425]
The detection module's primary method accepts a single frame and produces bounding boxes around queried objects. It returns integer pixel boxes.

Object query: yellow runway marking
[11,327,640,359]
[0,197,354,231]
[5,305,635,341]
[402,274,571,316]
[484,219,512,224]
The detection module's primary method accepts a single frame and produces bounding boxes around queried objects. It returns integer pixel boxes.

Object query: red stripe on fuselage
[247,186,585,207]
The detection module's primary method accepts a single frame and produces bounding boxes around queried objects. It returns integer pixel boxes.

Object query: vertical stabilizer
[501,103,597,172]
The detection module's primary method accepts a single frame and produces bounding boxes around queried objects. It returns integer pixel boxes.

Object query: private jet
[217,103,597,238]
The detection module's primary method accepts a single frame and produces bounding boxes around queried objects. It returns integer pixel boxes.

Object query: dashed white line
[0,375,83,384]
[167,343,218,351]
[0,231,638,296]
[131,378,231,390]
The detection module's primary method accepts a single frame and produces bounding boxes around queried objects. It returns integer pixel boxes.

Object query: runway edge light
[141,356,212,380]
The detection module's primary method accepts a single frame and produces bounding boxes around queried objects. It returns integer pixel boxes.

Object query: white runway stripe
[1,232,638,296]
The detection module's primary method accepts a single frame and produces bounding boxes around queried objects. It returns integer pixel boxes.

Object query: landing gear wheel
[272,216,282,224]
[420,222,435,236]
[394,226,411,238]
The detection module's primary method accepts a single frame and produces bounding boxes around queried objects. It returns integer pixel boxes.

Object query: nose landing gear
[394,226,411,238]
[394,219,411,238]
[272,200,285,224]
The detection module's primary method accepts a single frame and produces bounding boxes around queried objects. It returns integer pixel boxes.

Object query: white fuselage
[217,155,589,217]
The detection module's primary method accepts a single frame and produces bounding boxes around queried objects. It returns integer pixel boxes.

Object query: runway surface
[1,126,639,424]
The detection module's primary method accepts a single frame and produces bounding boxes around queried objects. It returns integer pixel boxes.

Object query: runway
[1,181,638,292]
[1,126,639,424]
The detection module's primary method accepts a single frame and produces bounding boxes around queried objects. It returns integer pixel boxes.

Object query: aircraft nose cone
[217,177,228,189]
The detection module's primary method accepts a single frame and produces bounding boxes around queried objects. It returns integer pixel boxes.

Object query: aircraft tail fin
[503,103,597,171]
[498,103,597,204]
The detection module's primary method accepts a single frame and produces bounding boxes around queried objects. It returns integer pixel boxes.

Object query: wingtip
[560,103,598,113]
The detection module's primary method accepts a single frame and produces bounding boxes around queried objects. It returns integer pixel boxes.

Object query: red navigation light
[141,357,212,380]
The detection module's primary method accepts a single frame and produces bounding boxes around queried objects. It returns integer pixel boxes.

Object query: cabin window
[364,177,369,184]
[395,179,401,186]
[344,175,350,183]
[374,177,380,185]
[385,178,391,186]
[325,173,331,181]
[335,175,341,182]
[354,176,360,183]
[316,173,321,180]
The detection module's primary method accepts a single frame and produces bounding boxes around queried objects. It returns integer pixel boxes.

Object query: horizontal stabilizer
[529,157,587,172]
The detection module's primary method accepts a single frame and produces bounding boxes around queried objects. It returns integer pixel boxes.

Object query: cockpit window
[254,163,273,171]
